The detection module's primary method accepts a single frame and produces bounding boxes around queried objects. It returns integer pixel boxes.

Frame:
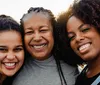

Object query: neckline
[33,55,56,67]
[82,65,100,79]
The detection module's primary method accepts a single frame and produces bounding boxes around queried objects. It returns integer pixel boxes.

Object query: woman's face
[66,16,100,61]
[23,13,54,60]
[0,31,24,76]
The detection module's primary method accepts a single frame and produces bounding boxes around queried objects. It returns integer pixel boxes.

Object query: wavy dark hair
[57,0,100,65]
[57,6,84,66]
[73,0,100,32]
[0,15,21,32]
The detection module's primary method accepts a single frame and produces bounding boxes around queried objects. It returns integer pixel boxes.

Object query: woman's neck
[87,56,100,78]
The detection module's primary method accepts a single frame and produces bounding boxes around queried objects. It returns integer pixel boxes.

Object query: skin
[66,16,100,77]
[0,30,24,77]
[23,13,54,60]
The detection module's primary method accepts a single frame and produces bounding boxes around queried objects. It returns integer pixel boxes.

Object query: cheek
[24,35,33,43]
[70,41,75,49]
[49,39,54,49]
[17,51,24,60]
[50,35,54,42]
[24,36,29,45]
[49,32,54,40]
[49,34,54,46]
[70,41,78,54]
[0,53,6,61]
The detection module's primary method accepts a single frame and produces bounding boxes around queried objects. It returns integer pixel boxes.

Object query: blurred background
[0,0,74,22]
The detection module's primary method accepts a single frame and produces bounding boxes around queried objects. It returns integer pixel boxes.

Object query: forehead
[67,16,83,31]
[0,30,21,39]
[67,16,83,26]
[0,31,21,45]
[23,13,53,30]
[22,11,50,22]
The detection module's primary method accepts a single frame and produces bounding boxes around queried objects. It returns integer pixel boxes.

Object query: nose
[33,32,42,41]
[6,52,15,60]
[76,33,85,43]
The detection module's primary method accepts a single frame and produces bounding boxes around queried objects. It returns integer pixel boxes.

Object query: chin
[6,73,15,77]
[4,71,16,77]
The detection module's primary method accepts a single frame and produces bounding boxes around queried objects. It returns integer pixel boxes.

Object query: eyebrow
[24,27,33,30]
[0,45,23,48]
[78,24,85,30]
[25,25,49,30]
[0,46,6,48]
[39,25,49,28]
[67,24,85,35]
[16,45,23,47]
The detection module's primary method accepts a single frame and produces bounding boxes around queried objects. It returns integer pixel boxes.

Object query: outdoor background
[0,0,74,22]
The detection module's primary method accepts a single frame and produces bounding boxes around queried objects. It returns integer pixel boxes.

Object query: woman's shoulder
[60,60,77,69]
[60,60,78,75]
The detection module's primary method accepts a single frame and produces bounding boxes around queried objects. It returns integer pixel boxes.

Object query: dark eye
[0,48,7,52]
[25,31,34,35]
[14,47,23,52]
[68,35,75,41]
[68,33,75,41]
[81,27,90,32]
[40,29,48,33]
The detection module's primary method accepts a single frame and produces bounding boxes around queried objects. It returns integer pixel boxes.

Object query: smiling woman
[12,7,77,85]
[57,0,100,85]
[0,15,24,85]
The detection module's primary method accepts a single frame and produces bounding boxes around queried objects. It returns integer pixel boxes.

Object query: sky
[0,0,74,22]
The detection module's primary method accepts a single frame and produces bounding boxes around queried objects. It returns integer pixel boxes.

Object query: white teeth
[79,43,90,51]
[34,44,45,49]
[4,63,15,66]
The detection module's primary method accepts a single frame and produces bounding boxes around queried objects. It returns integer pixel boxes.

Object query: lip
[29,43,47,51]
[2,62,17,70]
[30,43,47,46]
[77,42,91,51]
[77,42,92,54]
[30,41,47,46]
[30,42,47,48]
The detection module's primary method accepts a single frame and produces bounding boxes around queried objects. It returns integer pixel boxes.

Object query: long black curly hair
[57,0,100,65]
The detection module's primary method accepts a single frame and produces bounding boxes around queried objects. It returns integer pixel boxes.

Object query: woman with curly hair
[57,0,100,85]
